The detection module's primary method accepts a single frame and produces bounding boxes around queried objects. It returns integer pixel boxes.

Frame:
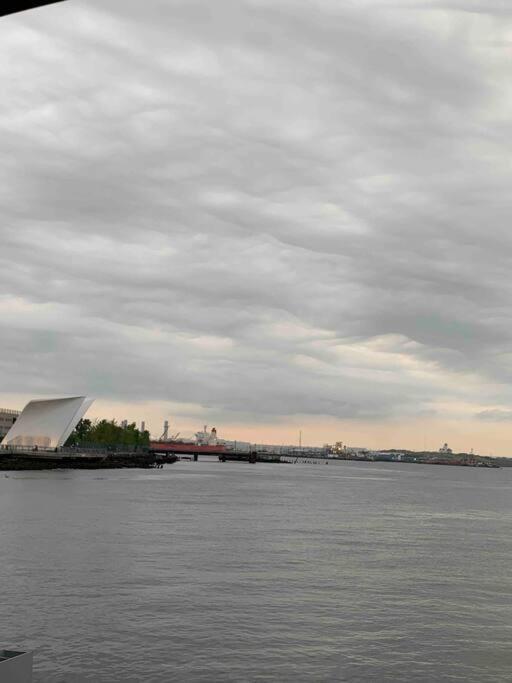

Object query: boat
[0,649,33,682]
[149,424,227,457]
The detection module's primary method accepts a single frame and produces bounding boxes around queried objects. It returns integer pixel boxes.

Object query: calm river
[1,459,511,682]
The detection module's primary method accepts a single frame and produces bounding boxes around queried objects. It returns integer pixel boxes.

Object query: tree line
[66,419,150,448]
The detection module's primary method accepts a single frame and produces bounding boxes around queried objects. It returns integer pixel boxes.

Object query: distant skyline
[2,1,512,454]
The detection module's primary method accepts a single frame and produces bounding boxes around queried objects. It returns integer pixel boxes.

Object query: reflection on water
[1,460,511,682]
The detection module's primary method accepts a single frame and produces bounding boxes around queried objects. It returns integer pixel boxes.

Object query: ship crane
[160,420,169,441]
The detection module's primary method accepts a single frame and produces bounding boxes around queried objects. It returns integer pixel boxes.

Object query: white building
[1,397,93,449]
[344,446,370,456]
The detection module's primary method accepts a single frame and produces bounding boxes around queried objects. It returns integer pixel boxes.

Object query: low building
[0,409,20,440]
[344,446,370,456]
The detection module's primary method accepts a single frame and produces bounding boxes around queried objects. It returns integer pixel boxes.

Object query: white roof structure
[0,396,94,449]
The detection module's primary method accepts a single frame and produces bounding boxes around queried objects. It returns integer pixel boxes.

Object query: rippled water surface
[2,459,512,682]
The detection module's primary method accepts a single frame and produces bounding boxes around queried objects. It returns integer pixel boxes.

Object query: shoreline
[0,450,162,470]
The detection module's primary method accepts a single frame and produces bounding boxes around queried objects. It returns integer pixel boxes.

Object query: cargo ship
[149,425,227,456]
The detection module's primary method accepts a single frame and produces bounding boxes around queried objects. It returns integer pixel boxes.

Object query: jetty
[0,447,165,470]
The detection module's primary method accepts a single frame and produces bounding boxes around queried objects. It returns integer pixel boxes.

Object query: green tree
[66,418,92,446]
[66,419,149,448]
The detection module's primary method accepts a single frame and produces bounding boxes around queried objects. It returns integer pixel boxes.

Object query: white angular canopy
[1,396,94,449]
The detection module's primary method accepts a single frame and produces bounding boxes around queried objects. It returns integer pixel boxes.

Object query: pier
[0,447,160,470]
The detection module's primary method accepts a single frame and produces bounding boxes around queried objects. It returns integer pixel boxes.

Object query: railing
[1,443,149,454]
[63,443,149,453]
[1,444,56,452]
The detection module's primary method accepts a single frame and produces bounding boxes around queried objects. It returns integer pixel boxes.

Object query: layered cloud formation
[2,0,512,446]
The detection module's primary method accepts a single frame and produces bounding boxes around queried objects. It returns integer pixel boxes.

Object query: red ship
[149,425,227,456]
[149,441,227,455]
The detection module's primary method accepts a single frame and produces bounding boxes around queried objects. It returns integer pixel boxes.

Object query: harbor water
[1,459,512,682]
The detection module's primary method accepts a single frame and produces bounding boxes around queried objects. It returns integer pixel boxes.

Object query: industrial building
[0,409,20,440]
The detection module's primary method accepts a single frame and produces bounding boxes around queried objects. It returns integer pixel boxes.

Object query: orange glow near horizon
[1,394,509,457]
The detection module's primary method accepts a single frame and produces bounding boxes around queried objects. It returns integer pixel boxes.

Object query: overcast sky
[2,0,512,452]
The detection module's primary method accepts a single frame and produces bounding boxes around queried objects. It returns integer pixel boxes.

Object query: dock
[0,447,161,470]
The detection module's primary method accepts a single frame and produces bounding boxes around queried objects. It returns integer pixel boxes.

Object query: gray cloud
[2,0,512,430]
[476,410,512,422]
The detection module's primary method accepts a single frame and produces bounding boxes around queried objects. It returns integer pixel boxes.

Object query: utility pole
[299,430,302,449]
